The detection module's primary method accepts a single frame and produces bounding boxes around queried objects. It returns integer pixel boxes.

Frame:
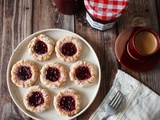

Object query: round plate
[7,29,101,120]
[115,27,160,72]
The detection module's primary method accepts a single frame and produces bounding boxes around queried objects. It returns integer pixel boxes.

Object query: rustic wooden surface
[0,0,160,120]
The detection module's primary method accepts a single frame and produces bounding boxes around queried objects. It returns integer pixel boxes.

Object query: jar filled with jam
[84,0,128,31]
[54,0,84,15]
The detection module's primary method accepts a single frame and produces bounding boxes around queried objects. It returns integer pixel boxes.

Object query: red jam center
[60,96,75,112]
[29,92,44,107]
[75,66,91,80]
[34,40,48,54]
[46,67,60,82]
[61,42,77,56]
[17,66,32,81]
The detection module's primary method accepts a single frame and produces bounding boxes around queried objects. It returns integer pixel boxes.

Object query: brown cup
[127,28,160,60]
[54,0,83,15]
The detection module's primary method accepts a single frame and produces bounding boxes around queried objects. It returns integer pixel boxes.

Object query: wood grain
[33,0,74,32]
[0,0,33,119]
[155,0,160,34]
[0,0,160,120]
[1,0,18,119]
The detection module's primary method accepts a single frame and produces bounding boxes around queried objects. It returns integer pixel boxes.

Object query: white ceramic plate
[7,29,101,120]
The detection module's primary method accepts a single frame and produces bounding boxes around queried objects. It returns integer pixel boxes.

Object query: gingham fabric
[84,0,128,21]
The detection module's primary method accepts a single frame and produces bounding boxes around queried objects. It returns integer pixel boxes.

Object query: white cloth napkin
[89,70,160,120]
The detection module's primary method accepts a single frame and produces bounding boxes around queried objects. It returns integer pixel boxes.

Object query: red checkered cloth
[84,0,128,21]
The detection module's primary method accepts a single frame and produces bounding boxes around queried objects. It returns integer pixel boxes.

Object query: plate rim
[7,28,101,120]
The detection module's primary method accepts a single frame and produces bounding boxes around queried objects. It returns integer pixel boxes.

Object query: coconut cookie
[11,60,38,88]
[54,88,81,117]
[28,34,55,61]
[55,36,82,62]
[23,86,51,113]
[69,61,97,87]
[40,62,67,88]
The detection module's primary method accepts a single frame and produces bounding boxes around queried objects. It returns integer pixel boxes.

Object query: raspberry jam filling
[60,96,75,112]
[34,40,48,54]
[75,66,91,80]
[29,92,44,107]
[61,42,77,56]
[17,66,32,81]
[46,67,60,82]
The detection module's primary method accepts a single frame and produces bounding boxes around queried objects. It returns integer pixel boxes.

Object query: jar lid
[84,0,128,21]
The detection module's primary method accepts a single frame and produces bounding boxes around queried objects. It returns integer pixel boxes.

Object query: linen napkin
[89,70,160,120]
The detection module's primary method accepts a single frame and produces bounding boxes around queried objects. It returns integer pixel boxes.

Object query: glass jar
[54,0,84,15]
[84,0,129,31]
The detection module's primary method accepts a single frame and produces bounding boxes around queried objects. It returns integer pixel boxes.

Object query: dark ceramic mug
[127,27,160,60]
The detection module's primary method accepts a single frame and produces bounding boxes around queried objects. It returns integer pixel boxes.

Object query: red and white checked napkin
[89,70,160,120]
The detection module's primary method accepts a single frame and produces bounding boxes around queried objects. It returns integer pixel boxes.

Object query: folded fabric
[89,70,160,120]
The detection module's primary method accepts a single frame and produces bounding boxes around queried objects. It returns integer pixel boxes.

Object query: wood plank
[118,0,159,32]
[33,0,74,32]
[155,0,160,34]
[0,0,33,119]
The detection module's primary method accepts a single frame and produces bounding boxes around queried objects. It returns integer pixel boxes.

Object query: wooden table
[1,0,160,120]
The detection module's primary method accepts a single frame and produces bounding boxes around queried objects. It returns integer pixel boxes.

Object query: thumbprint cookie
[23,86,51,113]
[28,34,55,61]
[11,60,38,88]
[55,36,82,62]
[40,62,67,88]
[54,88,81,116]
[69,61,97,87]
